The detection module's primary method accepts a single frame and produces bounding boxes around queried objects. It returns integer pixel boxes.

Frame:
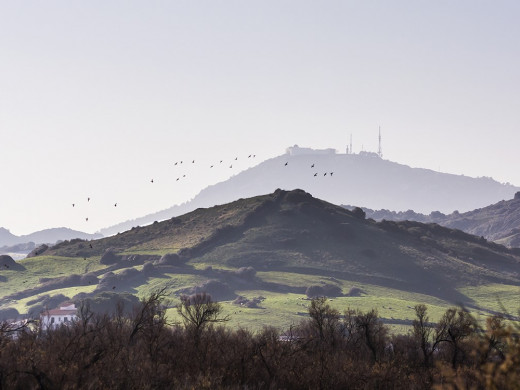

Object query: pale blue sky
[1,1,519,235]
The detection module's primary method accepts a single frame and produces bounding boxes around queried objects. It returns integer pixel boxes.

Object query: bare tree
[412,303,434,367]
[128,288,168,344]
[307,297,341,345]
[177,292,229,333]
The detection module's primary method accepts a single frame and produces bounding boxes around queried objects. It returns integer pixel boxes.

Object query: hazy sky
[1,1,519,235]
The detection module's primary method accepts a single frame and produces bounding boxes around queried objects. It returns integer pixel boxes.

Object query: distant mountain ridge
[345,191,520,248]
[0,227,102,249]
[99,147,519,236]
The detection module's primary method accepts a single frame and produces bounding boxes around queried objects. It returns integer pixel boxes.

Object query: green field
[3,254,518,335]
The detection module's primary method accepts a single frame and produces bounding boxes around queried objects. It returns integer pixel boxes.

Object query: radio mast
[378,126,383,158]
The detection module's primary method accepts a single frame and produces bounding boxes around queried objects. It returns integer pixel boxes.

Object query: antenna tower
[378,126,383,158]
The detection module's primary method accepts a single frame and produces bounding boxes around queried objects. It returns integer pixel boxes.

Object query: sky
[1,1,519,235]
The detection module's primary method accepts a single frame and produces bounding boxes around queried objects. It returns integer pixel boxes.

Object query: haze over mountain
[99,147,519,237]
[0,227,102,249]
[347,191,520,248]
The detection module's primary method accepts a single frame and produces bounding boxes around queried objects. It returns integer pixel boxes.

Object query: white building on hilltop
[285,145,336,156]
[40,304,78,330]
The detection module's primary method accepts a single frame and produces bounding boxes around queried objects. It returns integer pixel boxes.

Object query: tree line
[0,291,519,389]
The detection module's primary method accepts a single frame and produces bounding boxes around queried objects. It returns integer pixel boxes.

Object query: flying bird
[88,197,90,202]
[324,173,327,176]
[235,157,238,160]
[285,162,288,166]
[151,179,154,183]
[174,162,178,165]
[176,178,179,181]
[311,164,314,168]
[192,160,195,163]
[114,203,117,207]
[220,160,223,163]
[314,173,317,177]
[86,217,89,222]
[248,155,251,158]
[229,164,233,168]
[112,286,116,290]
[330,172,334,176]
[72,203,75,207]
[210,165,213,168]
[89,244,93,249]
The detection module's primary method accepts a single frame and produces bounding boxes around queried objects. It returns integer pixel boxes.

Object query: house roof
[41,309,77,316]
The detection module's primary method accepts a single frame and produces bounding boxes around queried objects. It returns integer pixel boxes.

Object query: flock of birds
[284,161,334,177]
[71,154,259,225]
[70,154,335,227]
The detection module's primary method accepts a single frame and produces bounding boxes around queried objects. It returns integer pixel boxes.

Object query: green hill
[1,189,519,330]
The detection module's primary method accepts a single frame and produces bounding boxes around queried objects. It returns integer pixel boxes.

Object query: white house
[40,303,78,330]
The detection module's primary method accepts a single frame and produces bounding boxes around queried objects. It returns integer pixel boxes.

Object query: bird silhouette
[183,174,186,178]
[324,173,327,176]
[330,172,334,176]
[112,286,116,290]
[151,179,154,183]
[314,173,317,177]
[311,164,314,168]
[192,160,195,163]
[176,178,179,181]
[248,155,251,158]
[180,161,183,164]
[220,160,223,163]
[210,165,214,168]
[174,162,178,165]
[229,164,233,168]
[88,197,90,202]
[86,217,89,222]
[285,162,288,166]
[89,244,93,249]
[235,157,238,160]
[114,203,117,207]
[72,203,75,207]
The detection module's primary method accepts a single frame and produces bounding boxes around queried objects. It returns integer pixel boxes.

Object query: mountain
[99,146,519,237]
[0,227,102,249]
[0,228,18,247]
[347,191,520,248]
[32,189,520,306]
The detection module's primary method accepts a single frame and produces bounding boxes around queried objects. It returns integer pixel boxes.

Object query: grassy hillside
[1,189,519,331]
